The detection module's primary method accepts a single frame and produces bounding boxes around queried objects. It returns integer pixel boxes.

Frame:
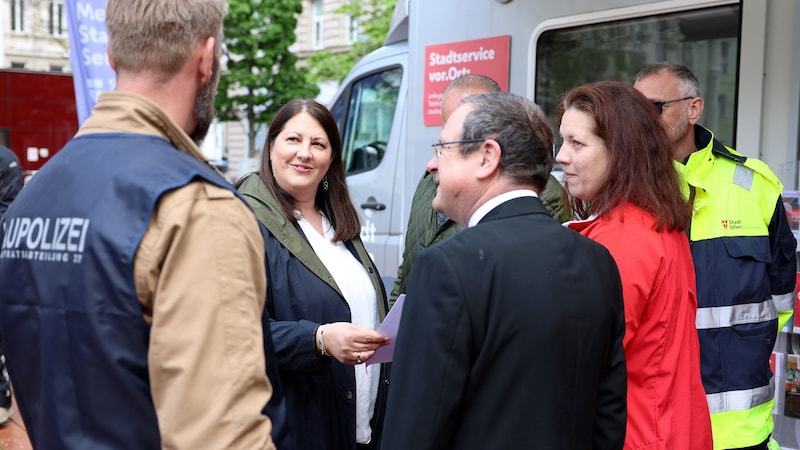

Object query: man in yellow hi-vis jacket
[636,62,797,450]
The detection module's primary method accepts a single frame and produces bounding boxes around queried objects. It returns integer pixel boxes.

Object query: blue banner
[66,0,115,125]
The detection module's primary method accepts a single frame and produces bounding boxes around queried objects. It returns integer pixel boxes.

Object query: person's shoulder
[235,172,261,193]
[542,174,566,195]
[411,170,436,198]
[587,205,667,254]
[542,218,621,269]
[449,207,561,244]
[539,176,566,203]
[742,155,782,186]
[708,138,780,183]
[235,173,289,229]
[612,203,657,229]
[155,181,261,241]
[0,145,20,168]
[0,144,15,159]
[163,180,238,206]
[712,147,784,193]
[424,221,488,256]
[560,219,618,255]
[236,173,274,209]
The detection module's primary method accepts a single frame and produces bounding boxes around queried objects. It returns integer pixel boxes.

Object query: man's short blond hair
[106,0,228,77]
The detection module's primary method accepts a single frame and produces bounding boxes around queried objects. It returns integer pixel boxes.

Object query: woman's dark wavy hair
[257,98,360,242]
[556,81,691,231]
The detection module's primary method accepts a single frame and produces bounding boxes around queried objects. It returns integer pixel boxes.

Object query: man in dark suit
[381,92,627,450]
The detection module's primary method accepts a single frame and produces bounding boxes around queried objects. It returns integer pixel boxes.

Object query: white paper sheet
[367,294,406,365]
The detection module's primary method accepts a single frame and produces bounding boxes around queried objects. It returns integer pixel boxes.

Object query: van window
[331,66,402,175]
[535,4,740,146]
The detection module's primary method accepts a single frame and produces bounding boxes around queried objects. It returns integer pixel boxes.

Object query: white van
[329,1,800,444]
[330,0,799,290]
[329,38,408,288]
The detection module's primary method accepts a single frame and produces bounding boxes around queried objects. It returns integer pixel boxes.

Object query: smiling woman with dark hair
[236,98,391,450]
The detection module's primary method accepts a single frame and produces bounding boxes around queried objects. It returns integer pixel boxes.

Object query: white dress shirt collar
[467,189,538,228]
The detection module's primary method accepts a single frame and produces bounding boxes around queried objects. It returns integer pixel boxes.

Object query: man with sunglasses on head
[635,62,796,450]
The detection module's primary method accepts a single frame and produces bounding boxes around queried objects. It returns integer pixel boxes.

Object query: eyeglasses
[651,96,694,114]
[431,139,486,158]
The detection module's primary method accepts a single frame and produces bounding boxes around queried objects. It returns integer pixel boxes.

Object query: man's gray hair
[460,93,554,192]
[634,62,701,98]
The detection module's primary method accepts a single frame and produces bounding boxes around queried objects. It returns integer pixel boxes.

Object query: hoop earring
[322,175,329,191]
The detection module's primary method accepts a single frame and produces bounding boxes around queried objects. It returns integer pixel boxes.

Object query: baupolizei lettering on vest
[1,217,90,264]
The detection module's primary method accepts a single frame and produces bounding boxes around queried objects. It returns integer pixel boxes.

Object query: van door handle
[360,201,386,211]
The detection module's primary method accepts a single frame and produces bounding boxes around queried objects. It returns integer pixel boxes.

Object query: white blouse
[297,211,380,445]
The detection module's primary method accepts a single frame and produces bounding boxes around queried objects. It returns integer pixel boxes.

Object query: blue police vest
[0,133,235,449]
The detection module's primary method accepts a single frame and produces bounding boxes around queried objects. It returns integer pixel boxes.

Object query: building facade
[0,0,359,180]
[1,0,70,72]
[229,0,359,179]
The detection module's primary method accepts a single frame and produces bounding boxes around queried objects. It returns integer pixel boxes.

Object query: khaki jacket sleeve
[134,181,276,450]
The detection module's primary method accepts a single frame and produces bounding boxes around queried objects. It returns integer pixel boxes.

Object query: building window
[346,0,359,44]
[50,65,63,72]
[11,62,25,69]
[49,0,65,36]
[11,0,26,32]
[312,0,324,50]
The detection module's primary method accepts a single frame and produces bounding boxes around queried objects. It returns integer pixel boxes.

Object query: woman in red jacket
[556,81,712,450]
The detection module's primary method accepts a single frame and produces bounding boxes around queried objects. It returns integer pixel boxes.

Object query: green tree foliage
[307,0,397,83]
[216,0,320,156]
